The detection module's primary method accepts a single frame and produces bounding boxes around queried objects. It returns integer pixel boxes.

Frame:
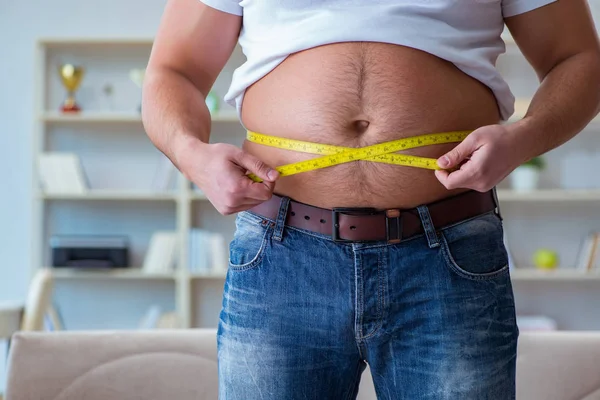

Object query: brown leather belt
[249,189,499,243]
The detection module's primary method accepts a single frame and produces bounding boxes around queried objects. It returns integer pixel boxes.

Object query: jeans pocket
[228,212,273,271]
[439,212,509,281]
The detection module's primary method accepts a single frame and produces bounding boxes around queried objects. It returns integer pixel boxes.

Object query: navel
[353,119,370,134]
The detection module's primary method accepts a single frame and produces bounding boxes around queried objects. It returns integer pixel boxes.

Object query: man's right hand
[178,139,280,215]
[143,1,253,216]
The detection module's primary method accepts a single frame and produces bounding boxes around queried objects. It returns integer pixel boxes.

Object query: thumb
[235,151,279,182]
[437,135,477,169]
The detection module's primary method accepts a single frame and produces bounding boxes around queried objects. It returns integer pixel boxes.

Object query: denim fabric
[217,197,518,400]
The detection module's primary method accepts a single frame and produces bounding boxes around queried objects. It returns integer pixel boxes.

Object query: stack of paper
[38,153,88,194]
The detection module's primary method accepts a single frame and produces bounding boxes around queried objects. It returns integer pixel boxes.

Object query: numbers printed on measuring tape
[245,130,471,182]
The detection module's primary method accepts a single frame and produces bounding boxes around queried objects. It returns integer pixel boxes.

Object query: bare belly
[241,42,500,209]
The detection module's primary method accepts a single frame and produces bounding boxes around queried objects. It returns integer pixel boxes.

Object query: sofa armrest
[518,332,600,400]
[6,329,218,400]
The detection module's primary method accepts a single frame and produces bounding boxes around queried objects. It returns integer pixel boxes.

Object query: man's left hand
[435,124,526,192]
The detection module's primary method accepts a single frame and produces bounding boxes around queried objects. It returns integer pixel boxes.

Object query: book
[138,307,182,329]
[576,232,600,272]
[38,152,88,194]
[43,303,65,331]
[143,231,178,274]
[189,229,210,272]
[156,312,181,329]
[587,234,600,272]
[188,229,228,273]
[210,233,228,275]
[138,305,162,329]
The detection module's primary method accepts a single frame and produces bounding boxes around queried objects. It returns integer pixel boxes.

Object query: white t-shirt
[200,0,557,121]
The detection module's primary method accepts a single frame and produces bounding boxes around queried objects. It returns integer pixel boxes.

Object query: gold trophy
[58,64,85,112]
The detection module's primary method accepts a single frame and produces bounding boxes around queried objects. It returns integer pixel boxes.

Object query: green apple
[533,249,559,270]
[205,91,220,115]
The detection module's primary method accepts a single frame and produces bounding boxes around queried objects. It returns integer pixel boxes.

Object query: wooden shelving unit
[190,270,228,280]
[48,268,177,280]
[32,37,600,332]
[39,191,178,201]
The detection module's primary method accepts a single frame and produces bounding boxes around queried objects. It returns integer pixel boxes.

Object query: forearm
[142,66,211,170]
[507,50,600,163]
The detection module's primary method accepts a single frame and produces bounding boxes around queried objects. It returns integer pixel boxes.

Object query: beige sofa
[6,330,600,400]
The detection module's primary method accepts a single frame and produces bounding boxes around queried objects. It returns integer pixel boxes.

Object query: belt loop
[417,205,440,249]
[492,187,503,221]
[272,196,291,242]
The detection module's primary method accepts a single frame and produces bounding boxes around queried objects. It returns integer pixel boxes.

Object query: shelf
[190,270,227,279]
[41,112,143,123]
[511,269,600,281]
[38,37,154,47]
[512,98,600,125]
[40,111,240,124]
[49,268,226,280]
[187,189,600,203]
[38,37,241,51]
[188,268,600,282]
[211,111,240,122]
[497,189,600,202]
[40,191,177,201]
[48,268,176,280]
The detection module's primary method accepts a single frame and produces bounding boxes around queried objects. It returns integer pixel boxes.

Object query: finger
[435,163,478,190]
[434,169,450,183]
[437,134,478,170]
[235,152,279,182]
[237,198,268,210]
[244,184,275,202]
[237,175,276,201]
[217,192,272,215]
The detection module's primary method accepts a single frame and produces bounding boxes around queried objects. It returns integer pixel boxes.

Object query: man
[142,0,600,398]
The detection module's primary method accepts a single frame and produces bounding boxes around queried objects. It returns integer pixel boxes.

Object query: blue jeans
[217,196,518,400]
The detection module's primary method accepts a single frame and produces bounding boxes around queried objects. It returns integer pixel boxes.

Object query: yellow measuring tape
[246,130,471,182]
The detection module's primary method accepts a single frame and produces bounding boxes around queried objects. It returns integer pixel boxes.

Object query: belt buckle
[331,207,379,243]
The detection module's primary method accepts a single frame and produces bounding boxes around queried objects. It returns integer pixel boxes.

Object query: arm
[505,0,600,157]
[436,0,600,191]
[143,0,239,164]
[143,0,278,214]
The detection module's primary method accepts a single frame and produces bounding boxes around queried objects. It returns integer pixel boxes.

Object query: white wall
[0,0,167,303]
